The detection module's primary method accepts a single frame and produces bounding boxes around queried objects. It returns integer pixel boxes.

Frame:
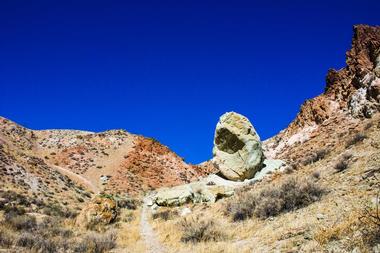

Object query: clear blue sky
[1,1,379,164]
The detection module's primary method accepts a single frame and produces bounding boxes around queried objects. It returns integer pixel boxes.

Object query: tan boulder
[212,112,264,181]
[76,195,118,229]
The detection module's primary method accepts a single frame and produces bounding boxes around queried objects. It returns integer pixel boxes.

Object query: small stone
[316,213,325,220]
[373,244,380,253]
[180,207,191,217]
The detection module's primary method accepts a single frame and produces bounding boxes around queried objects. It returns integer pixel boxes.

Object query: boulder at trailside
[212,112,264,181]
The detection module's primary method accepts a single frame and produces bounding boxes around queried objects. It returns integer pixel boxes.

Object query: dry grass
[117,209,146,252]
[0,227,14,248]
[180,216,226,243]
[75,230,117,253]
[359,189,380,247]
[152,209,178,221]
[314,211,361,245]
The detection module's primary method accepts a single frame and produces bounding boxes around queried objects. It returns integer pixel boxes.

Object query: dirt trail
[53,165,100,193]
[140,196,166,253]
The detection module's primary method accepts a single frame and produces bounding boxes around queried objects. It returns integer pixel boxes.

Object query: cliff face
[264,25,380,159]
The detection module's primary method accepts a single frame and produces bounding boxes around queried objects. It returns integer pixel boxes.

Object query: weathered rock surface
[212,112,265,181]
[263,25,380,159]
[154,181,234,207]
[152,158,284,207]
[76,195,118,229]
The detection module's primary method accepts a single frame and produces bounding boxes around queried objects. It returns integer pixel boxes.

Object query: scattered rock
[180,207,191,216]
[316,213,325,220]
[254,159,284,181]
[212,112,265,181]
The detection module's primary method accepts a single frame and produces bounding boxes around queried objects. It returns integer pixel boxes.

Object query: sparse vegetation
[0,228,14,248]
[302,149,329,165]
[359,187,380,247]
[117,197,140,210]
[284,162,297,174]
[312,171,321,179]
[75,230,117,253]
[180,216,226,243]
[152,209,178,221]
[334,153,352,172]
[346,133,367,148]
[334,160,349,172]
[5,213,37,231]
[226,177,325,221]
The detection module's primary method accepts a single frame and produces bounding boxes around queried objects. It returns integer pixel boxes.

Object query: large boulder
[212,112,264,181]
[76,195,118,230]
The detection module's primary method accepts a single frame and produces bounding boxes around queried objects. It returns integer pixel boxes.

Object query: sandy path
[140,197,166,253]
[53,165,100,194]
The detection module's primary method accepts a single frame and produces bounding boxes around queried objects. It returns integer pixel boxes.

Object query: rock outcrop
[212,112,264,181]
[264,25,380,159]
[151,158,284,207]
[76,195,118,229]
[153,180,234,207]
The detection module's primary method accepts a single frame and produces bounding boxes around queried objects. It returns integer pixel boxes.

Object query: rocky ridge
[264,25,380,159]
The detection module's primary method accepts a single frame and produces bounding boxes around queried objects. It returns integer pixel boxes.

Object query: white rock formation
[212,112,264,181]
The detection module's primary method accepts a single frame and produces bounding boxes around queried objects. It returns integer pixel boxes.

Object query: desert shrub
[364,122,373,130]
[334,160,349,172]
[17,232,58,253]
[346,133,367,148]
[334,153,352,172]
[226,177,325,221]
[152,209,178,221]
[2,205,26,215]
[16,232,36,248]
[225,191,256,222]
[180,216,225,243]
[118,197,140,210]
[6,214,37,231]
[33,237,58,253]
[284,163,297,174]
[302,149,329,165]
[43,204,75,218]
[0,191,31,212]
[0,228,14,248]
[39,217,73,238]
[312,171,321,179]
[75,230,117,253]
[359,186,380,247]
[120,210,135,223]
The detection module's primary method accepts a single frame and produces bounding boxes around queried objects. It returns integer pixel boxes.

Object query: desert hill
[0,24,379,253]
[0,116,211,204]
